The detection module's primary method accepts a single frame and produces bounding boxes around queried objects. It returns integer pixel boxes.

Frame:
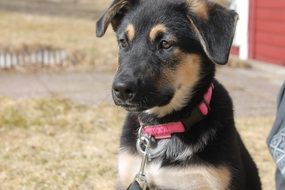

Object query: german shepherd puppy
[96,0,261,189]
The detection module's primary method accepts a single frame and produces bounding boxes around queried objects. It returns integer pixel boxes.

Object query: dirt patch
[227,56,252,69]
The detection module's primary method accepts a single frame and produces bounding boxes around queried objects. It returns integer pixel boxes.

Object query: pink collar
[142,84,214,139]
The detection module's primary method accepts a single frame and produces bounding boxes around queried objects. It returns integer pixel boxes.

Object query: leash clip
[127,126,153,190]
[136,126,153,161]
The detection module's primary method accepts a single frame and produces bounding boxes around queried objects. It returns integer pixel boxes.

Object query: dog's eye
[160,40,172,49]
[119,39,128,48]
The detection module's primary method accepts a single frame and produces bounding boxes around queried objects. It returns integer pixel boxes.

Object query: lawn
[0,1,118,71]
[0,97,275,190]
[0,97,125,189]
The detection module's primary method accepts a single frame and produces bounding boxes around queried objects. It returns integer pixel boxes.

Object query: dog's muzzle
[112,74,174,112]
[113,80,137,102]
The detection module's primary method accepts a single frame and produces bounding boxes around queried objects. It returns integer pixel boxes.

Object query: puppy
[96,0,262,189]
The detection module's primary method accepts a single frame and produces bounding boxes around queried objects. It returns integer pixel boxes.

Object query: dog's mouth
[114,94,173,112]
[116,103,148,112]
[111,92,145,112]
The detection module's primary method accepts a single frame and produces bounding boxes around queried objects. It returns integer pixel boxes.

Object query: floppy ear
[96,0,134,37]
[187,1,239,65]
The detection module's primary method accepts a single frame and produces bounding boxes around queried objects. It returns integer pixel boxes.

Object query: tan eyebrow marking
[149,24,167,41]
[125,24,135,41]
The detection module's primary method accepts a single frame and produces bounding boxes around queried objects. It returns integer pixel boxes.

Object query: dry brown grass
[0,0,246,72]
[0,97,276,190]
[0,97,125,189]
[0,6,118,71]
[236,117,275,190]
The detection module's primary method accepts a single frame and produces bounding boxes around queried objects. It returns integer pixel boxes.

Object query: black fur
[120,81,261,190]
[96,0,261,189]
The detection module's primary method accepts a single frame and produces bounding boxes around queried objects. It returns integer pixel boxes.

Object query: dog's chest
[118,152,231,190]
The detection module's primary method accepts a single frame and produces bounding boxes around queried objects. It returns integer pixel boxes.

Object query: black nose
[113,81,136,102]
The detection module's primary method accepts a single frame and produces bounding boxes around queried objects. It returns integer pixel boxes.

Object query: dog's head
[96,0,238,117]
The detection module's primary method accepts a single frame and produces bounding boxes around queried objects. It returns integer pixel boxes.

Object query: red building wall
[249,0,285,65]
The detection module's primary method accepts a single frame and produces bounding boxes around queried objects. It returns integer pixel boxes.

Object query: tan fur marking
[149,24,167,41]
[187,0,208,20]
[126,24,135,41]
[146,52,201,117]
[118,151,231,189]
[175,53,201,88]
[156,68,174,88]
